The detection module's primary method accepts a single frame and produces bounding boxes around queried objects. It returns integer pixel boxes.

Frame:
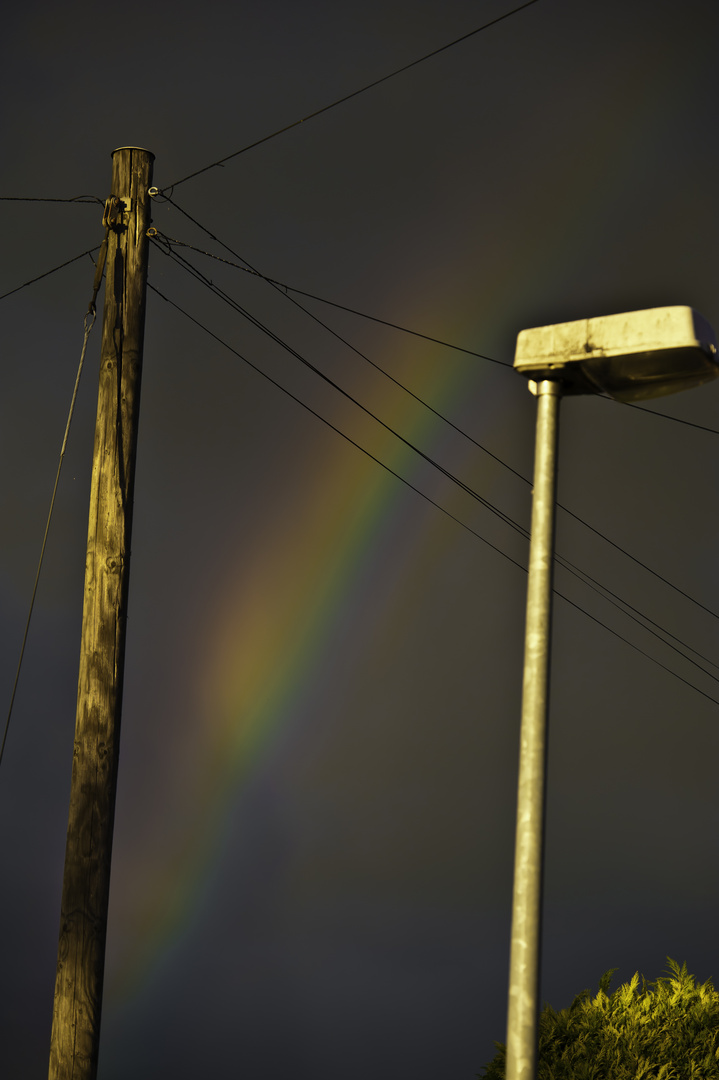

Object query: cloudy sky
[1,1,719,1077]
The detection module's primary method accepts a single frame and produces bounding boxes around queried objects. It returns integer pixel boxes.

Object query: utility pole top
[111,145,155,159]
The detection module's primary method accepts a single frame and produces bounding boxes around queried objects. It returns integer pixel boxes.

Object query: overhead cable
[159,227,719,440]
[0,247,101,302]
[151,211,719,624]
[553,556,719,681]
[147,280,719,710]
[554,591,719,708]
[147,279,526,573]
[1,305,98,769]
[154,244,718,681]
[150,229,509,366]
[595,392,719,437]
[157,0,540,193]
[153,238,521,529]
[0,195,103,205]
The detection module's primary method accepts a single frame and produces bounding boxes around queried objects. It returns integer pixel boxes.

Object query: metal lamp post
[505,306,719,1080]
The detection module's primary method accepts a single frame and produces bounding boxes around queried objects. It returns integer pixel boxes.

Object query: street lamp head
[514,306,718,401]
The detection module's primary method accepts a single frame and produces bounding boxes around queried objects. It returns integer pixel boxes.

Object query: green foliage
[479,959,719,1079]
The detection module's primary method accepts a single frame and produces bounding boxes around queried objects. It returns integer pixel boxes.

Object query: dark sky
[2,1,719,1077]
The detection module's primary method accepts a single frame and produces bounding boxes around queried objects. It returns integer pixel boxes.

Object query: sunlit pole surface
[49,147,154,1080]
[505,379,561,1080]
[505,304,718,1080]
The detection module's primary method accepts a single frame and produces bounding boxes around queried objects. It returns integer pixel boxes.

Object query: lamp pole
[503,304,718,1080]
[505,379,562,1080]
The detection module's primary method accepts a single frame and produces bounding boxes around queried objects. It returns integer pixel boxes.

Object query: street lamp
[504,306,718,1080]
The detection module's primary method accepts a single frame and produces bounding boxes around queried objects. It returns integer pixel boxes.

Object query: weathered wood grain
[48,147,154,1080]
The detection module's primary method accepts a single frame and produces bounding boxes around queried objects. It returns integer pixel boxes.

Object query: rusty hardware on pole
[101,194,130,232]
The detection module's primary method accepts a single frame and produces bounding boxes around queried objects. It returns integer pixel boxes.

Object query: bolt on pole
[505,379,561,1080]
[48,147,154,1080]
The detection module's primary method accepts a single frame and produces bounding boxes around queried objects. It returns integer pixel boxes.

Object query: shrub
[479,959,719,1079]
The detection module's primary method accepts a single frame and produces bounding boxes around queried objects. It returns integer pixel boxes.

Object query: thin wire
[148,281,719,709]
[556,553,719,670]
[150,229,510,366]
[154,240,526,534]
[0,195,103,205]
[554,591,719,709]
[147,279,526,573]
[152,217,719,623]
[553,555,719,681]
[153,230,719,442]
[556,500,719,620]
[158,0,540,193]
[0,247,101,302]
[595,393,719,436]
[156,247,718,678]
[256,277,514,365]
[0,308,97,769]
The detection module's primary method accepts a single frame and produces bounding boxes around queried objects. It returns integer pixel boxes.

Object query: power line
[149,234,719,453]
[561,556,719,670]
[553,555,719,681]
[555,590,719,709]
[157,0,540,193]
[147,280,719,709]
[150,230,510,366]
[594,392,719,436]
[556,501,719,622]
[155,239,524,533]
[151,212,719,625]
[157,227,719,440]
[0,195,103,205]
[0,247,101,302]
[156,241,524,532]
[1,309,97,768]
[147,278,527,573]
[155,245,718,681]
[253,276,513,366]
[155,201,528,529]
[275,286,719,439]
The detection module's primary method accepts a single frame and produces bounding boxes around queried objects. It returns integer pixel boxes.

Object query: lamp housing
[514,306,718,401]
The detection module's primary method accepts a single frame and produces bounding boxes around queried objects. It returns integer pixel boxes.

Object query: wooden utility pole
[49,147,154,1080]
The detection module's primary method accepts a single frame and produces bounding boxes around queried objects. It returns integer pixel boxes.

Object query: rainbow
[104,33,693,1003]
[105,270,514,1006]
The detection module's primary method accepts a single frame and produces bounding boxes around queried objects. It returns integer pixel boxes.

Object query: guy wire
[0,276,102,768]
